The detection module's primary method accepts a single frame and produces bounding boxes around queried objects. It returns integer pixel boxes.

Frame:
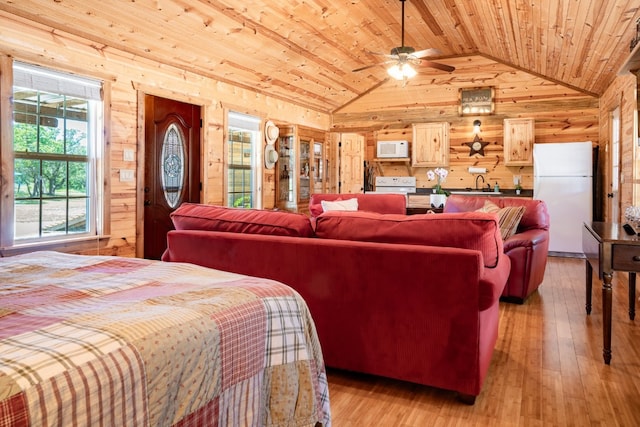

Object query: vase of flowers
[427,167,449,208]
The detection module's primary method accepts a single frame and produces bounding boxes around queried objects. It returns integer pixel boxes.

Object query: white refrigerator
[533,142,593,254]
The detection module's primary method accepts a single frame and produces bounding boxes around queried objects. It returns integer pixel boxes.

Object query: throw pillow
[477,200,525,240]
[321,198,358,212]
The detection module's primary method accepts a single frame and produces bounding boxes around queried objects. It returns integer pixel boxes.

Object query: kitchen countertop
[410,188,534,198]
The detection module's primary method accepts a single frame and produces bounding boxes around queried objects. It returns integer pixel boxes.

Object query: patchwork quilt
[0,251,330,426]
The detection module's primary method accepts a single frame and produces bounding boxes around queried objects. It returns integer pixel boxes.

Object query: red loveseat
[443,195,550,303]
[162,204,510,403]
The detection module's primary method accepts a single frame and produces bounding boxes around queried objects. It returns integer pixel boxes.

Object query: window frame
[0,57,110,253]
[226,111,263,209]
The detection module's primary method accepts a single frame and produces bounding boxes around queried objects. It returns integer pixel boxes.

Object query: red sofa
[443,195,550,303]
[162,203,511,403]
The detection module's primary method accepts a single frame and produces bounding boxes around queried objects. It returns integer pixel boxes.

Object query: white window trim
[227,111,263,209]
[0,57,110,253]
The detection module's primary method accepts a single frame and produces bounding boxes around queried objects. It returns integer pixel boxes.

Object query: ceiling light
[387,63,417,80]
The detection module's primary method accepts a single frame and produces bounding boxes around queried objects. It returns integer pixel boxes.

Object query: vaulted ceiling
[1,0,638,113]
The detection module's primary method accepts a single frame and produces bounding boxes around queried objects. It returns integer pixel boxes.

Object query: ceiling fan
[353,0,455,83]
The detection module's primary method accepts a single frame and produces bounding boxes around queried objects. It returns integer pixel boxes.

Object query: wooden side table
[582,222,640,364]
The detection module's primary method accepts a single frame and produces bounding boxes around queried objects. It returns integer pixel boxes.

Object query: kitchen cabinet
[412,122,449,167]
[504,118,534,166]
[275,125,326,213]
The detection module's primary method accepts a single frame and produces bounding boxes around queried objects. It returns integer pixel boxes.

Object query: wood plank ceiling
[0,0,638,113]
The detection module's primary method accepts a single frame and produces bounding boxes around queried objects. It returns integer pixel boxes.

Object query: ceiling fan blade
[410,48,442,58]
[353,61,394,72]
[366,50,390,56]
[419,60,455,73]
[365,50,401,60]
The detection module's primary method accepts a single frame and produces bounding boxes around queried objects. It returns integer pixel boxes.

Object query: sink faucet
[475,174,485,190]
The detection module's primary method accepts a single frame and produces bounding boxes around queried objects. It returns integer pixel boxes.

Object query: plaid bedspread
[0,251,330,426]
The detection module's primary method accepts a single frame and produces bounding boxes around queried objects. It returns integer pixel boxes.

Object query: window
[11,62,104,244]
[227,111,262,209]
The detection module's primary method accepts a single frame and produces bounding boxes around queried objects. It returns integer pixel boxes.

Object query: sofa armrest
[478,254,511,310]
[503,229,549,252]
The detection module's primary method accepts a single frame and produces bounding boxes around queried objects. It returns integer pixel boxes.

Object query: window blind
[13,61,102,101]
[228,111,260,131]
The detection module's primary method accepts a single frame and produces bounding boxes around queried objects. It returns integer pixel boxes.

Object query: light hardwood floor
[326,256,640,426]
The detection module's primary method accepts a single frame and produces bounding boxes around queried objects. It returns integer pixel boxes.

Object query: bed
[0,251,330,426]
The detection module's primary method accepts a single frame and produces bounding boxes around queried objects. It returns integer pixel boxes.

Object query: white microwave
[376,140,408,158]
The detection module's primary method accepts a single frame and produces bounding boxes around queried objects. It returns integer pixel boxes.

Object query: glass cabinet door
[277,135,294,204]
[299,139,310,203]
[313,141,324,194]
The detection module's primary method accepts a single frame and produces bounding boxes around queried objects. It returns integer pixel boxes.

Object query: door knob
[144,200,151,206]
[607,193,614,198]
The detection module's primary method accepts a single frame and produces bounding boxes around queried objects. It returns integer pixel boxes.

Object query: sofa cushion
[309,193,406,217]
[476,200,526,240]
[321,198,358,212]
[314,211,503,268]
[170,203,314,237]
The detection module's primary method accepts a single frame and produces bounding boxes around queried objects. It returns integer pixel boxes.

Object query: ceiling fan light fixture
[352,0,454,77]
[387,62,417,80]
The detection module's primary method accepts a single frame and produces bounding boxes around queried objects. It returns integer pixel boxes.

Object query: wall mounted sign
[459,87,495,116]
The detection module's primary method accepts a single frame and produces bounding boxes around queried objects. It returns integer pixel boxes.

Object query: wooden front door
[144,95,201,259]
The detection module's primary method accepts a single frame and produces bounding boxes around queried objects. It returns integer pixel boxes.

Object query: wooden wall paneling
[203,118,225,206]
[0,55,13,249]
[636,71,640,207]
[133,90,146,258]
[599,74,636,222]
[101,80,112,252]
[0,0,638,111]
[327,132,339,194]
[263,167,276,209]
[333,55,599,192]
[0,14,329,255]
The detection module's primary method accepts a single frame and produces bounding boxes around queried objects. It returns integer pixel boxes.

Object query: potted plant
[515,183,523,195]
[426,168,449,208]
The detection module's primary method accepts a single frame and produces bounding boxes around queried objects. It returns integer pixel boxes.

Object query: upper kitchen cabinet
[504,118,535,166]
[412,122,450,167]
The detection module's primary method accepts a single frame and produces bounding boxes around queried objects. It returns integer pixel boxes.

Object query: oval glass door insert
[161,123,185,208]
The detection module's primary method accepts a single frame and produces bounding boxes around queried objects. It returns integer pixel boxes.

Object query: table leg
[585,260,593,315]
[602,271,613,364]
[629,272,636,321]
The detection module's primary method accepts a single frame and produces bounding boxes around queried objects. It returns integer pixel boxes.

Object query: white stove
[373,176,417,194]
